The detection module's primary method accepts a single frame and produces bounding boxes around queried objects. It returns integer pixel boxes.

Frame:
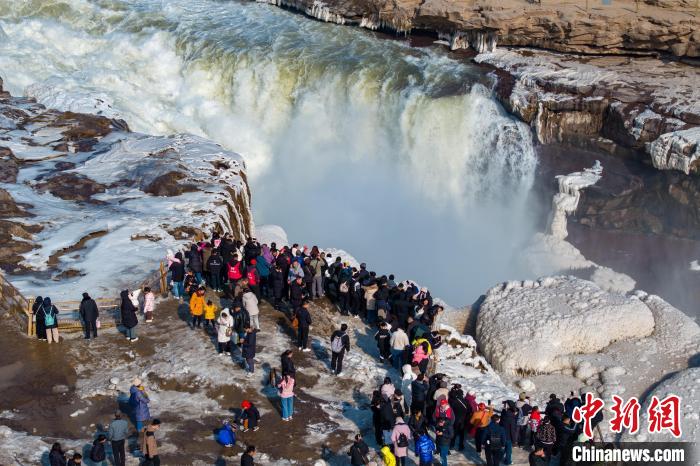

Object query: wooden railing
[0,271,33,335]
[1,261,170,336]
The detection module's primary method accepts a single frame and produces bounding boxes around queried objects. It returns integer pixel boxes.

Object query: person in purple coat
[129,378,150,432]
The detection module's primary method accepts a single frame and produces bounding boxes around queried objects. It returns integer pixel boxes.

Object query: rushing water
[0,0,539,305]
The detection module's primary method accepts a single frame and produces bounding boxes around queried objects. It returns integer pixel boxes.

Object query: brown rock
[143,171,198,197]
[35,173,107,202]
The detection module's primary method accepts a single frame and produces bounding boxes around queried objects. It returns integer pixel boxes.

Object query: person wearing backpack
[330,323,351,376]
[414,430,436,466]
[390,418,411,466]
[42,297,60,344]
[347,433,370,465]
[277,373,295,421]
[89,434,107,465]
[481,414,506,466]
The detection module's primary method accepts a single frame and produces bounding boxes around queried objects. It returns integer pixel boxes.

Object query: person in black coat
[187,244,204,284]
[79,292,99,339]
[330,323,351,375]
[370,390,384,444]
[295,301,312,351]
[290,277,305,310]
[449,385,469,450]
[49,442,67,466]
[481,415,506,466]
[411,374,428,414]
[545,394,564,420]
[120,290,138,342]
[32,295,47,340]
[281,350,296,377]
[241,445,256,465]
[500,403,519,465]
[242,326,257,376]
[169,252,186,299]
[270,265,285,310]
[207,250,223,291]
[347,434,370,465]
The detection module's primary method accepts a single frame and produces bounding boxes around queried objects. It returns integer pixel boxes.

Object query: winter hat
[478,402,486,409]
[468,390,476,396]
[132,377,142,387]
[241,400,252,409]
[82,292,90,300]
[519,392,527,401]
[251,259,257,265]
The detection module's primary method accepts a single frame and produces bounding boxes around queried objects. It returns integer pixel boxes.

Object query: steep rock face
[257,0,700,57]
[0,78,253,299]
[477,48,700,175]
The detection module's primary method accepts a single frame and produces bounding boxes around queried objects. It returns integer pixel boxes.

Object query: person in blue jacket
[414,430,436,466]
[256,254,271,297]
[128,378,150,432]
[216,420,236,447]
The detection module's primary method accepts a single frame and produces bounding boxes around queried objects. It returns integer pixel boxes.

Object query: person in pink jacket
[277,374,295,421]
[412,342,430,374]
[390,417,412,465]
[143,287,155,323]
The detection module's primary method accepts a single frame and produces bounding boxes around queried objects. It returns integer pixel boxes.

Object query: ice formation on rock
[0,92,252,300]
[476,276,655,375]
[623,367,700,443]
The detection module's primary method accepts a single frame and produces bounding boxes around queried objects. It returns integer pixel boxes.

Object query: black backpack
[397,432,409,448]
[90,442,106,461]
[487,430,503,451]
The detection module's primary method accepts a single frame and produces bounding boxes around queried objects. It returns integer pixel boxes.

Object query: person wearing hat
[79,292,99,340]
[240,400,260,432]
[128,378,150,432]
[470,402,494,454]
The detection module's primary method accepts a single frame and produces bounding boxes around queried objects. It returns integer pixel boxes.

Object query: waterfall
[0,0,539,305]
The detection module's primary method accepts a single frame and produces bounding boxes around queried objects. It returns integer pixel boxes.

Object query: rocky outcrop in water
[0,77,253,299]
[259,0,699,57]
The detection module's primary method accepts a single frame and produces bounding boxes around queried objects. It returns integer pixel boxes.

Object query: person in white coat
[216,309,233,355]
[143,287,155,323]
[242,290,260,330]
[390,327,410,371]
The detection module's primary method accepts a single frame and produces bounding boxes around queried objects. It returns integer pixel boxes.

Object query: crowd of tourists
[40,232,600,466]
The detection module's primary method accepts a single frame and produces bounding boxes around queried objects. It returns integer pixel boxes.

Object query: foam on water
[0,0,539,305]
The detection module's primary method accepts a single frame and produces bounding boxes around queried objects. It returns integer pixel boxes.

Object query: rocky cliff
[259,0,700,57]
[0,77,253,299]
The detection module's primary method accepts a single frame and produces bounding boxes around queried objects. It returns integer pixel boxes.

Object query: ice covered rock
[517,378,536,392]
[590,267,636,294]
[476,276,655,375]
[0,87,253,300]
[623,367,700,443]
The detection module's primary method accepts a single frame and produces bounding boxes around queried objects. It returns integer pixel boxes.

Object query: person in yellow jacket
[470,402,494,454]
[204,299,217,328]
[380,445,396,466]
[189,287,205,329]
[412,337,432,355]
